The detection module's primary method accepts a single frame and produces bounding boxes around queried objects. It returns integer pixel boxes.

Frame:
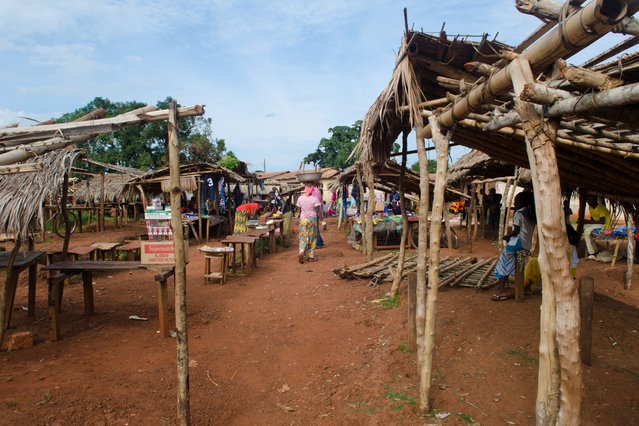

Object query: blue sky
[0,0,628,172]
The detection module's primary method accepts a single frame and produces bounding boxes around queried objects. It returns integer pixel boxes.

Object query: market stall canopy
[352,1,639,203]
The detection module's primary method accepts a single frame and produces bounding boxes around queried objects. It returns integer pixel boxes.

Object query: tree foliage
[58,97,231,171]
[410,160,438,174]
[304,121,361,169]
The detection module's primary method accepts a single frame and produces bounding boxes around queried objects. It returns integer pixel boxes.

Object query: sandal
[490,292,515,301]
[307,256,318,262]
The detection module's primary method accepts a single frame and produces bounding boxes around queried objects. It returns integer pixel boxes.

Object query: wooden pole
[578,277,594,365]
[420,115,451,411]
[355,164,367,253]
[364,162,376,261]
[511,57,582,426]
[467,184,476,253]
[168,100,191,425]
[390,131,410,298]
[625,209,634,290]
[0,240,22,348]
[445,203,453,249]
[60,173,72,257]
[414,125,430,373]
[99,172,105,232]
[407,272,417,352]
[480,184,486,240]
[197,178,202,241]
[497,179,513,252]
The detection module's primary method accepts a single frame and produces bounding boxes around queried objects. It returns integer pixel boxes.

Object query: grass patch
[390,403,404,411]
[458,412,475,424]
[397,342,412,353]
[505,346,536,366]
[36,390,53,406]
[384,384,416,408]
[379,295,400,310]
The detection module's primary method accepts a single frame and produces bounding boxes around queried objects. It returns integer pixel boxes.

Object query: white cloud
[28,43,100,73]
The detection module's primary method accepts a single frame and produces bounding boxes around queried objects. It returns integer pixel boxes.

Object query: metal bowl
[296,171,322,183]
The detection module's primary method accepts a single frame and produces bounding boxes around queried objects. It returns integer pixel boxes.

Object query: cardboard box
[141,240,189,265]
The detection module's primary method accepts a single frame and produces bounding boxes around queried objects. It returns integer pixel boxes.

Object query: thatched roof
[335,160,465,201]
[447,150,515,187]
[0,149,81,241]
[353,13,639,204]
[74,173,139,204]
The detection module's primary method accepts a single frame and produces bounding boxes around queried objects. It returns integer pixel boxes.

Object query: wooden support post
[578,277,594,365]
[498,179,512,252]
[390,131,410,298]
[511,57,581,426]
[1,241,22,334]
[445,203,453,249]
[355,164,367,253]
[197,178,202,241]
[82,271,94,315]
[625,209,634,290]
[414,125,430,374]
[61,173,72,256]
[363,161,376,261]
[167,100,191,426]
[155,270,173,338]
[467,183,476,253]
[480,184,486,240]
[515,254,527,301]
[407,272,417,352]
[420,115,451,411]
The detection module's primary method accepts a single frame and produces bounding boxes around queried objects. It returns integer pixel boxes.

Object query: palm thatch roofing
[127,162,245,196]
[73,173,140,205]
[0,103,205,241]
[447,150,515,187]
[353,3,639,205]
[335,160,466,202]
[0,149,81,241]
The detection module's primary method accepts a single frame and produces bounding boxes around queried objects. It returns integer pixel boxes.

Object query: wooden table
[91,242,123,260]
[47,246,97,264]
[221,235,259,276]
[182,217,201,242]
[119,240,141,261]
[0,250,46,327]
[271,218,285,247]
[43,261,175,340]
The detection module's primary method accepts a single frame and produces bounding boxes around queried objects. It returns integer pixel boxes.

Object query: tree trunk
[511,57,582,426]
[420,115,451,411]
[168,100,191,426]
[390,131,410,298]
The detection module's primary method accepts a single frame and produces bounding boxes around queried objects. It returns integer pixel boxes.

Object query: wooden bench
[0,251,46,327]
[46,246,97,264]
[43,260,175,341]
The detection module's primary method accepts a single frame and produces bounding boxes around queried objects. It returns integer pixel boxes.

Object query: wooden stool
[221,236,258,276]
[199,246,234,284]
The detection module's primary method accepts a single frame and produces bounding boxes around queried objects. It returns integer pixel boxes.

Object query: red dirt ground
[1,217,638,425]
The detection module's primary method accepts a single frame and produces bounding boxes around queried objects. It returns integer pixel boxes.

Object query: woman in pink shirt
[296,185,321,263]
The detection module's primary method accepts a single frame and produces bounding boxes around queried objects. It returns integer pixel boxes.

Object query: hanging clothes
[201,173,216,206]
[218,176,226,214]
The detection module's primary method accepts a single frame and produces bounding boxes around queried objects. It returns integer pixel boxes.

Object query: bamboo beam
[511,57,582,426]
[515,0,639,36]
[0,164,43,174]
[0,105,205,144]
[558,61,624,89]
[420,0,628,139]
[168,100,191,425]
[582,36,639,67]
[420,114,451,411]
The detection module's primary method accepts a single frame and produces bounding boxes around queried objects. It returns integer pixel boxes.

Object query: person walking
[296,185,321,263]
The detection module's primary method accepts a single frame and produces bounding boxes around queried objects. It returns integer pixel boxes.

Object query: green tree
[304,121,361,169]
[410,160,438,174]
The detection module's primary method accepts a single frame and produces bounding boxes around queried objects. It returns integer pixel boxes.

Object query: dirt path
[1,218,638,425]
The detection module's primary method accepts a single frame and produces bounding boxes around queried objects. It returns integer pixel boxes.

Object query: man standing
[584,196,611,260]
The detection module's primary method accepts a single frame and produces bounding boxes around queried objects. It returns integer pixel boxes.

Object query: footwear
[490,292,515,301]
[298,253,305,264]
[307,256,318,262]
[587,254,597,260]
